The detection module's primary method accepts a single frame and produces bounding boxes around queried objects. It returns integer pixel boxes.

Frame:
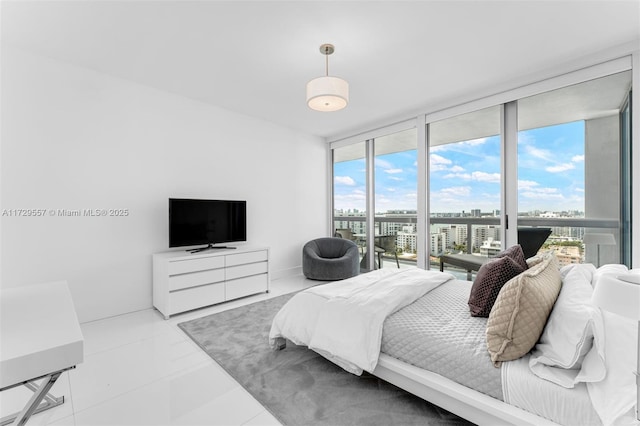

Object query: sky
[334,121,585,214]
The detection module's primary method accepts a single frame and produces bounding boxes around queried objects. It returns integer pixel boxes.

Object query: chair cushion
[302,237,360,281]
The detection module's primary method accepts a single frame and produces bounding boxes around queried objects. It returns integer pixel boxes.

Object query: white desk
[0,281,84,426]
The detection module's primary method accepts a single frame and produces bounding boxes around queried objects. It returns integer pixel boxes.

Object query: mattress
[380,279,504,400]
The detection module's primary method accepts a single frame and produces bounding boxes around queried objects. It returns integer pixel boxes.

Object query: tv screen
[169,198,246,248]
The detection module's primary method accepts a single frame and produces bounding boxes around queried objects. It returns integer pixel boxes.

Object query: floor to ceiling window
[374,128,417,269]
[429,106,502,275]
[333,127,419,271]
[517,71,632,267]
[333,142,367,265]
[331,58,634,273]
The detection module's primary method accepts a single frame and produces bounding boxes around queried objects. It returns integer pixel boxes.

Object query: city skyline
[334,121,586,214]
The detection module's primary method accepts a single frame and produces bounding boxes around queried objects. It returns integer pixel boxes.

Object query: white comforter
[269,268,454,375]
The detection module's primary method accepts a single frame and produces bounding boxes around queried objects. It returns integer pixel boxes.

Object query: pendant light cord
[325,46,329,76]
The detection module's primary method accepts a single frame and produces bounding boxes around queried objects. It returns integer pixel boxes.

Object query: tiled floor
[0,274,319,426]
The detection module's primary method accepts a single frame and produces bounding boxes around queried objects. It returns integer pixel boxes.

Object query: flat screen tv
[169,198,246,252]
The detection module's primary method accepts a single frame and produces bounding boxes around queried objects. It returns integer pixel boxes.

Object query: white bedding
[270,264,637,426]
[269,268,454,374]
[503,355,601,425]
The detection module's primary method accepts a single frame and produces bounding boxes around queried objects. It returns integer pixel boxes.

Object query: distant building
[479,238,502,257]
[548,245,581,266]
[335,209,590,264]
[398,226,417,253]
[473,226,499,251]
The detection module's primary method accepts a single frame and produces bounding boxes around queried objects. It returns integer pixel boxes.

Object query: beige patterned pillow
[486,253,562,366]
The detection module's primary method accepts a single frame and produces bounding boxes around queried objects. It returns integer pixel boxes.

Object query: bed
[269,252,638,426]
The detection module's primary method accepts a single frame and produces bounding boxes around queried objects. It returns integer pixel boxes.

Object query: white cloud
[384,168,403,174]
[334,176,356,186]
[375,158,393,169]
[532,187,560,194]
[442,171,500,183]
[440,186,472,197]
[471,171,500,183]
[546,163,575,173]
[518,180,539,190]
[572,154,585,163]
[518,132,535,145]
[525,145,553,161]
[520,191,564,200]
[520,186,564,200]
[336,189,365,198]
[432,154,451,164]
[461,137,487,146]
[450,165,465,172]
[334,190,366,209]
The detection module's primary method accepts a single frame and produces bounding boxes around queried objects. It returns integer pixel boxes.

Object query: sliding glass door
[429,106,502,276]
[332,126,419,271]
[333,142,367,265]
[517,71,632,267]
[374,128,418,269]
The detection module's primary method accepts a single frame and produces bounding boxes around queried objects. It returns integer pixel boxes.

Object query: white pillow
[529,263,607,388]
[587,311,637,426]
[592,264,628,289]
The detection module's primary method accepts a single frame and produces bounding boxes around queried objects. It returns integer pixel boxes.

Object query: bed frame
[373,354,560,426]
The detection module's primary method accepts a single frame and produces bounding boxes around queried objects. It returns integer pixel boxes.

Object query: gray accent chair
[302,237,360,280]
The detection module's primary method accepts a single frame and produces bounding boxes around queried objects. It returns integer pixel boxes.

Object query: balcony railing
[334,215,620,269]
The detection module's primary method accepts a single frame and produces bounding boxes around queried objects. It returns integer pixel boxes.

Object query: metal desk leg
[0,371,64,426]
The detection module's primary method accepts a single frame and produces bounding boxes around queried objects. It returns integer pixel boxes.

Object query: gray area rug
[178,292,474,426]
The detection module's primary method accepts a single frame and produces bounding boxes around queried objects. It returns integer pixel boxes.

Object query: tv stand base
[188,244,237,253]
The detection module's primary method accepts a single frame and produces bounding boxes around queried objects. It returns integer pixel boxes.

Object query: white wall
[0,48,328,323]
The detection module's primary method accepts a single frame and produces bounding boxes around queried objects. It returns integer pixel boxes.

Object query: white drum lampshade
[306,76,349,112]
[306,44,349,112]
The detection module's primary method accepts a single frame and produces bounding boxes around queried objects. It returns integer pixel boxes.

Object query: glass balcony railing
[334,215,417,270]
[334,215,621,276]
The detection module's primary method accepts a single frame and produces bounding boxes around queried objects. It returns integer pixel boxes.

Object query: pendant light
[306,44,349,112]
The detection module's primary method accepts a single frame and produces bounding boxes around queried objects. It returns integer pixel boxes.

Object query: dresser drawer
[225,261,268,281]
[225,250,267,267]
[168,268,225,291]
[226,274,268,300]
[169,282,225,314]
[168,256,225,275]
[154,247,269,319]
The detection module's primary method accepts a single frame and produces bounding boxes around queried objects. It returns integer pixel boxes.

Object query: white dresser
[152,246,270,319]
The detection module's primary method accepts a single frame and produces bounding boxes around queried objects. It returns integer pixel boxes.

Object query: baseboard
[271,266,302,281]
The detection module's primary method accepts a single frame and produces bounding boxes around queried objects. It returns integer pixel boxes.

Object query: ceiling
[2,1,639,140]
